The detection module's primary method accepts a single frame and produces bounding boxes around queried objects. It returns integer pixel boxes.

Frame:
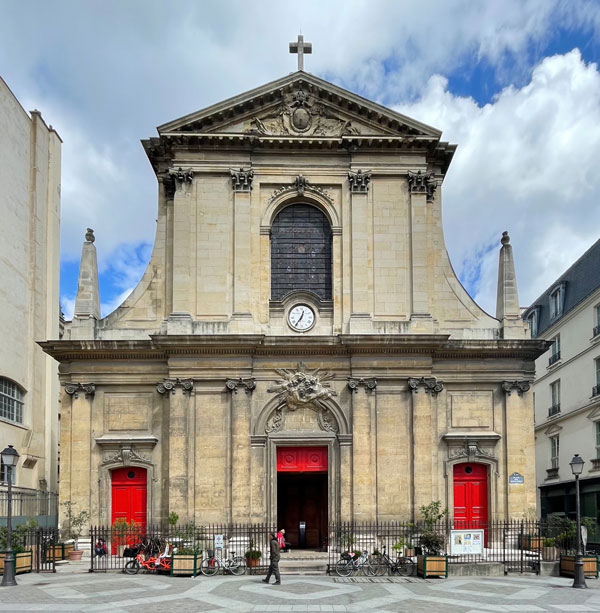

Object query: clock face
[288,304,315,331]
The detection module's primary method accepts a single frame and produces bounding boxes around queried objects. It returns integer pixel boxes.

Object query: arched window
[271,204,332,300]
[0,377,24,424]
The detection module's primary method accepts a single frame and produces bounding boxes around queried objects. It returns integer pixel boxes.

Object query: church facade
[42,71,546,546]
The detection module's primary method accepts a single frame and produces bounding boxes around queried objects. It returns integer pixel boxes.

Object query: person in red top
[277,529,289,552]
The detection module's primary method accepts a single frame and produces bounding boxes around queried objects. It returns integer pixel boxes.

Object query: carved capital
[407,376,444,395]
[502,380,531,396]
[230,168,254,191]
[347,378,377,393]
[407,170,437,202]
[168,167,194,190]
[348,169,371,193]
[226,377,256,394]
[156,378,194,395]
[64,382,96,399]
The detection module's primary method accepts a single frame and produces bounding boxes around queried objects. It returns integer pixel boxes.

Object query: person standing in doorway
[277,528,289,552]
[262,533,281,585]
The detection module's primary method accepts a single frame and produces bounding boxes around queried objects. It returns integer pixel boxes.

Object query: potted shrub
[542,537,559,561]
[245,539,262,568]
[393,534,415,558]
[62,502,90,561]
[417,501,448,578]
[112,518,140,556]
[0,525,33,574]
[171,545,203,576]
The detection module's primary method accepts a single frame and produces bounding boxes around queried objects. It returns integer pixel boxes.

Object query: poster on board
[450,529,484,555]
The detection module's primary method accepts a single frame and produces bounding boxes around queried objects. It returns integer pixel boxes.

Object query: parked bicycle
[334,550,375,577]
[200,550,246,576]
[124,543,172,574]
[369,546,415,576]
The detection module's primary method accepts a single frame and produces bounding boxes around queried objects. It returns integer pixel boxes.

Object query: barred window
[0,378,24,424]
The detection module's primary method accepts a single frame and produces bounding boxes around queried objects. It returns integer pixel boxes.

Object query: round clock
[288,304,315,331]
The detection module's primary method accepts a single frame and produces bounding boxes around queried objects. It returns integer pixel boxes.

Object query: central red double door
[111,467,147,529]
[453,463,488,542]
[277,447,328,549]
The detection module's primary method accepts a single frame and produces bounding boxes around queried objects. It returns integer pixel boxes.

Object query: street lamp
[569,453,587,589]
[1,445,20,587]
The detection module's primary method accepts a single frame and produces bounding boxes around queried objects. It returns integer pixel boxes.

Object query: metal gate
[503,521,540,575]
[34,527,59,572]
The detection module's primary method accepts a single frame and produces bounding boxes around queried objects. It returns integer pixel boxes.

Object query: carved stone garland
[266,362,338,434]
[64,383,96,399]
[449,442,495,462]
[104,444,150,467]
[268,175,333,205]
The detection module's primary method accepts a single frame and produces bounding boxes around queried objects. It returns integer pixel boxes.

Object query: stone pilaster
[231,179,252,326]
[226,378,255,522]
[349,377,377,520]
[408,377,443,518]
[157,378,194,522]
[502,381,536,516]
[250,436,267,523]
[338,434,353,521]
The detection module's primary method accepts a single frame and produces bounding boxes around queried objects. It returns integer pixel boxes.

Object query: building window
[550,435,560,469]
[549,334,561,366]
[0,377,24,424]
[549,282,566,320]
[596,422,600,458]
[594,358,600,397]
[0,459,16,485]
[526,307,539,337]
[548,380,561,417]
[594,304,600,338]
[270,203,332,301]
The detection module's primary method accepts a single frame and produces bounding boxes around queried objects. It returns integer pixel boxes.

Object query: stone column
[407,171,436,322]
[231,169,253,329]
[226,378,255,522]
[170,168,195,320]
[338,435,353,521]
[502,381,536,517]
[63,383,95,517]
[348,377,377,521]
[349,170,372,331]
[158,378,194,522]
[250,436,267,523]
[408,377,443,519]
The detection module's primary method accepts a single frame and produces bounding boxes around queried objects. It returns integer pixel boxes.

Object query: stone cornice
[40,336,548,362]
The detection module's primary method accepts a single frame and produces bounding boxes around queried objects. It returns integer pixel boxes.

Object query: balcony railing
[548,404,561,417]
[548,352,561,366]
[546,467,559,479]
[594,325,600,338]
[593,385,600,398]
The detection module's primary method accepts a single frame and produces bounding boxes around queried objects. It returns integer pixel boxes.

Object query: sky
[2,0,600,319]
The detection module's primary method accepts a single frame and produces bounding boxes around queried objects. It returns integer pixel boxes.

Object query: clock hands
[296,311,304,324]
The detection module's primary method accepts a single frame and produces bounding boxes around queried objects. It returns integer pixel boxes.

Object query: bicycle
[124,543,172,575]
[334,550,375,577]
[200,550,246,576]
[370,546,415,576]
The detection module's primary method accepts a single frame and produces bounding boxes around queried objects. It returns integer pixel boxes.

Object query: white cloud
[396,49,600,312]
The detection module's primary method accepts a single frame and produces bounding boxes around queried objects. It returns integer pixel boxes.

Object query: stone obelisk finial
[496,231,527,338]
[71,228,101,339]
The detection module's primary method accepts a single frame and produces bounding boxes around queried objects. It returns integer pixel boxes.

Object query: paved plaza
[2,565,600,612]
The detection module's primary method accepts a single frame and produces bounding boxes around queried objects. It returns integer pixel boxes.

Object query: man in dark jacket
[262,533,281,585]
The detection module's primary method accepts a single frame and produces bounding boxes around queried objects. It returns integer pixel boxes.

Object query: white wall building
[524,239,600,541]
[0,75,62,524]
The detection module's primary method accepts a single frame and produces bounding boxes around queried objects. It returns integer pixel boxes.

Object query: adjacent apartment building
[523,238,600,538]
[0,76,62,525]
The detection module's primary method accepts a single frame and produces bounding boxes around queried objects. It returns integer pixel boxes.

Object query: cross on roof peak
[289,34,312,71]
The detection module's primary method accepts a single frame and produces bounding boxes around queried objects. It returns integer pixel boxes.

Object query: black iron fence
[89,523,276,573]
[0,526,58,573]
[327,520,585,575]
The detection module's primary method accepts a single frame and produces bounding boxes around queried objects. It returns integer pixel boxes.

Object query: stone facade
[43,72,545,530]
[0,76,62,498]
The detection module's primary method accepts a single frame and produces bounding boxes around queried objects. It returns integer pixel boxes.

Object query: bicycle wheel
[396,557,415,577]
[200,556,220,576]
[335,558,353,577]
[369,555,387,576]
[229,556,246,576]
[124,560,140,575]
[362,560,376,576]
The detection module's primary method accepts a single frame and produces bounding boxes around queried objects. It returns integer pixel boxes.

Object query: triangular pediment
[157,71,441,140]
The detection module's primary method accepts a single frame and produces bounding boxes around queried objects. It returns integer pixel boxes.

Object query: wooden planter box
[0,550,33,575]
[245,556,261,568]
[171,553,202,577]
[559,554,599,578]
[517,535,543,551]
[417,554,448,578]
[44,543,74,561]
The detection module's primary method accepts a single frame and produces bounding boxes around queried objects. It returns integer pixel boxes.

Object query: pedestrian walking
[262,532,281,585]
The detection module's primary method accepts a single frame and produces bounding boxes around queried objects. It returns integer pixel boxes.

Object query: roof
[523,237,600,337]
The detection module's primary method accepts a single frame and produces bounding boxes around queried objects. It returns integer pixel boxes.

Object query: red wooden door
[277,447,328,472]
[111,467,147,530]
[453,463,488,531]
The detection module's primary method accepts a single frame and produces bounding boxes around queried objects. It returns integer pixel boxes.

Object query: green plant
[340,531,356,552]
[168,512,179,526]
[176,545,202,555]
[245,538,262,559]
[543,537,556,547]
[419,500,449,555]
[62,502,90,550]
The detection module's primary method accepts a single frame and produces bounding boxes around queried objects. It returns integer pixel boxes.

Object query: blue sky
[2,0,600,319]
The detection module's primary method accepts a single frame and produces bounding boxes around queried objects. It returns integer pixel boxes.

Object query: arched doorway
[453,462,488,530]
[111,467,147,530]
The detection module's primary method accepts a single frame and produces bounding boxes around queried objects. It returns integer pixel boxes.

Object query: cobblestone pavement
[2,566,600,612]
